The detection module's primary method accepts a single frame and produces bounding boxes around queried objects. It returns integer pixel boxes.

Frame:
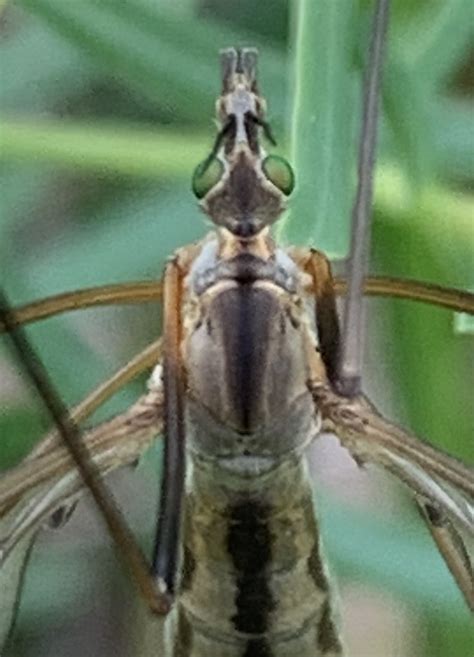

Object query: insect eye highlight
[261,155,295,195]
[192,157,224,199]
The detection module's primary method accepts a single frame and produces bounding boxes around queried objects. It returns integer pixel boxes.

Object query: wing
[0,365,163,652]
[0,374,164,559]
[310,381,474,610]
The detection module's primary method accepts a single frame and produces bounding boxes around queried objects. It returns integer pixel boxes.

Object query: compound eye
[192,157,224,199]
[261,155,295,195]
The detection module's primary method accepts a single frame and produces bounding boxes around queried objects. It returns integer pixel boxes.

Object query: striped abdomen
[167,457,343,657]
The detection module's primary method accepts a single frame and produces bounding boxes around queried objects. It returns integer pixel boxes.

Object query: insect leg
[3,276,471,339]
[0,281,162,332]
[334,276,474,314]
[32,338,161,457]
[418,501,474,610]
[0,288,168,614]
[151,259,186,604]
[0,372,164,560]
[307,379,474,610]
[339,0,390,396]
[291,247,341,387]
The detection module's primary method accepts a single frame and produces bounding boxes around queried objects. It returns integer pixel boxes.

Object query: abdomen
[167,457,343,657]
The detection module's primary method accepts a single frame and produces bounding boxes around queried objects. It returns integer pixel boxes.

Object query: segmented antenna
[338,0,391,397]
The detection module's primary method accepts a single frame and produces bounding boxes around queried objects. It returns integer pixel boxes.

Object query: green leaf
[0,166,58,235]
[432,98,474,181]
[278,0,359,257]
[15,0,287,126]
[0,4,96,112]
[382,51,434,188]
[0,119,208,178]
[400,0,473,90]
[372,194,474,463]
[0,409,44,471]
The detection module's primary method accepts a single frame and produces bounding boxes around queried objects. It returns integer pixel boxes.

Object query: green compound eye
[262,155,295,195]
[192,157,224,199]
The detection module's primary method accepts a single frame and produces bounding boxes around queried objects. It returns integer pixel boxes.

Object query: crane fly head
[192,48,294,239]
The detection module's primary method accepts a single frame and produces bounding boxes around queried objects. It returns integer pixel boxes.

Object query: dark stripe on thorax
[214,282,276,432]
[232,284,271,432]
[227,500,275,634]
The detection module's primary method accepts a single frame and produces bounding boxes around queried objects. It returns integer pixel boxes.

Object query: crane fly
[1,2,473,656]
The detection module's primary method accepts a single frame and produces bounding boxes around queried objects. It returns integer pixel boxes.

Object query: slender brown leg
[418,502,474,610]
[340,0,390,398]
[0,288,168,615]
[31,338,161,458]
[2,276,471,340]
[334,276,474,314]
[296,247,474,610]
[307,374,474,610]
[152,259,187,602]
[0,378,164,557]
[291,247,342,389]
[0,281,162,333]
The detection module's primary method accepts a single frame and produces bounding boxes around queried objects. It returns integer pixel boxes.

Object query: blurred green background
[0,1,473,656]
